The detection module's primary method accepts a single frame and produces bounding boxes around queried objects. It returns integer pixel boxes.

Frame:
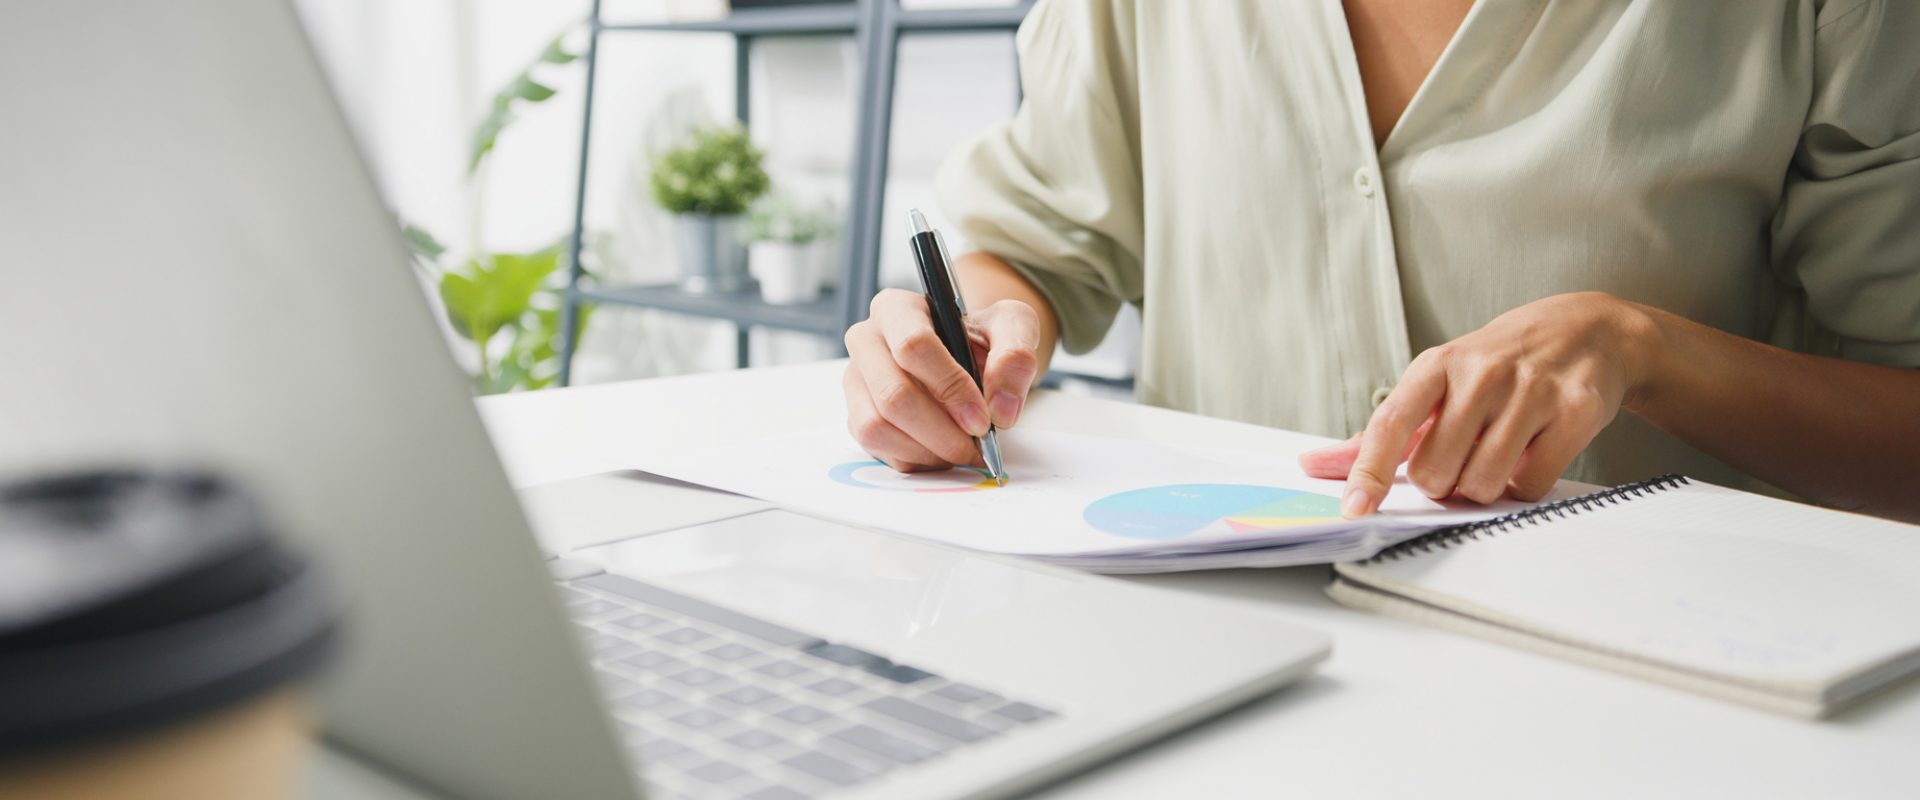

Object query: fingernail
[990,391,1023,427]
[956,404,990,437]
[1341,487,1371,519]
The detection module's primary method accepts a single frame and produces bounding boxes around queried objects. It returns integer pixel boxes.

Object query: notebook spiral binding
[1360,474,1691,564]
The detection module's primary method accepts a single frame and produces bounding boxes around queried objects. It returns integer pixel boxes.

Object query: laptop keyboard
[557,569,1058,799]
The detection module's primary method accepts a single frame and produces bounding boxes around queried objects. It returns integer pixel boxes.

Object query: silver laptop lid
[0,2,636,797]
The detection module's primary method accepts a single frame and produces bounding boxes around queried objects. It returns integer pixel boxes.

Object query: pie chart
[1083,484,1343,541]
[828,460,1002,493]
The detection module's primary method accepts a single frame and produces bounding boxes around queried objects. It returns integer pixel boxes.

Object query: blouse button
[1353,168,1376,197]
[1369,385,1393,409]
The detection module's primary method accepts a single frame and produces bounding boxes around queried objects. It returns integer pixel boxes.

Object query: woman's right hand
[843,288,1043,472]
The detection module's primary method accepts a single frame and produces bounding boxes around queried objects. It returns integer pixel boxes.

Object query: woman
[841,0,1920,521]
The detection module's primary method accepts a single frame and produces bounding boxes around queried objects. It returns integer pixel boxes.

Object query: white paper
[631,428,1564,565]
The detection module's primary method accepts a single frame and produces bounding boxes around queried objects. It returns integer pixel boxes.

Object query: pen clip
[933,230,966,315]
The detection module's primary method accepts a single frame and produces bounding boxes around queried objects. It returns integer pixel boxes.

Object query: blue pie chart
[1083,484,1343,541]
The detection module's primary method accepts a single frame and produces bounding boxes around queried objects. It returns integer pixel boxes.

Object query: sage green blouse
[936,0,1920,489]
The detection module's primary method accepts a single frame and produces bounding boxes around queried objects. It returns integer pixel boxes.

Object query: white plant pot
[751,241,822,305]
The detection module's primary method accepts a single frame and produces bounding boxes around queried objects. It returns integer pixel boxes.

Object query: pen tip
[995,474,1008,487]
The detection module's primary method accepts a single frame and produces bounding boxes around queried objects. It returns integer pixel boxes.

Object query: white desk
[317,360,1918,798]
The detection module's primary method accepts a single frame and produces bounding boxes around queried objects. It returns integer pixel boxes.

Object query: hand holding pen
[840,210,1041,480]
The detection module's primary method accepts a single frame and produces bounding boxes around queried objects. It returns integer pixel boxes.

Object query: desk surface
[319,360,1919,799]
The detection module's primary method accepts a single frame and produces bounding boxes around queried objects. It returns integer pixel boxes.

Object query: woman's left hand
[1301,291,1663,517]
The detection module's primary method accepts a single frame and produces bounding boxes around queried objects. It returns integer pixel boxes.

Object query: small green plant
[746,193,834,245]
[649,126,770,216]
[402,26,592,395]
[406,228,591,394]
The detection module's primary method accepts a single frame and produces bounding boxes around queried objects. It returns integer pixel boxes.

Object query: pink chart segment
[827,461,1002,493]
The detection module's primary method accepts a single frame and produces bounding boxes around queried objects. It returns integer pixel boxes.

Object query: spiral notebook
[1329,476,1920,718]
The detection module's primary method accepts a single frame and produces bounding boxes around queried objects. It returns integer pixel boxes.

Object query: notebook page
[1357,482,1920,688]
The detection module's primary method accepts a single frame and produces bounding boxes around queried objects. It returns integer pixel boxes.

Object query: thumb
[977,301,1042,428]
[1298,433,1363,479]
[1296,419,1433,480]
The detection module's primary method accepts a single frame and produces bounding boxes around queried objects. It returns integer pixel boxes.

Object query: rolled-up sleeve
[935,0,1145,355]
[1770,0,1920,367]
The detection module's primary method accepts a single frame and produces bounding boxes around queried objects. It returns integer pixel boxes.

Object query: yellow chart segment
[1223,515,1345,532]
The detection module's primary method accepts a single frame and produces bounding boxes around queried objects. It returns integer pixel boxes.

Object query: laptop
[0,1,1330,798]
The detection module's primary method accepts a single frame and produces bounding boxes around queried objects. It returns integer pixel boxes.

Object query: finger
[842,365,946,471]
[845,322,982,466]
[1508,419,1597,501]
[1344,357,1448,518]
[1454,403,1554,504]
[1298,419,1432,479]
[871,290,990,437]
[977,302,1042,428]
[1406,375,1507,500]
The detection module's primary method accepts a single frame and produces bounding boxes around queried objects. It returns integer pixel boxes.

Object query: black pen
[905,208,1007,485]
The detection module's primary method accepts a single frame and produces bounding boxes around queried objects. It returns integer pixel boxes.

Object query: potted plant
[649,125,770,294]
[746,193,834,305]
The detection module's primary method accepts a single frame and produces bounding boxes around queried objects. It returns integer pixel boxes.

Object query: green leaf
[438,245,562,346]
[438,271,497,343]
[402,224,447,261]
[506,74,557,103]
[539,34,579,65]
[469,104,515,173]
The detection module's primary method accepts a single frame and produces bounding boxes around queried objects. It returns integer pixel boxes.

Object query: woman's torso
[1130,0,1825,488]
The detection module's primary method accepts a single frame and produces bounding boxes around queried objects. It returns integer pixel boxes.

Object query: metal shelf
[598,2,1030,35]
[573,284,844,336]
[558,0,1034,382]
[896,4,1032,31]
[600,4,859,34]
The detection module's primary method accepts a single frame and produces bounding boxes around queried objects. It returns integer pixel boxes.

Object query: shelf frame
[558,0,1034,384]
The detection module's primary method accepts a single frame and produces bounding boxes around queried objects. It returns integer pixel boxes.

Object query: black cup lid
[0,469,336,756]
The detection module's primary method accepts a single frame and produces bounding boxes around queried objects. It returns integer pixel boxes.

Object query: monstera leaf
[438,245,562,346]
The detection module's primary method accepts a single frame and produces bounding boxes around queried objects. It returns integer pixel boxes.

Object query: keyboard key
[802,642,886,669]
[782,752,870,787]
[669,708,730,729]
[684,760,749,784]
[863,697,995,743]
[704,642,757,661]
[743,786,809,800]
[830,724,940,764]
[726,729,786,750]
[578,573,823,648]
[773,704,832,726]
[754,661,814,680]
[715,686,779,707]
[616,688,679,711]
[634,738,692,761]
[931,683,997,705]
[806,677,861,697]
[866,663,934,684]
[802,642,932,684]
[656,626,712,646]
[990,701,1053,723]
[667,667,727,687]
[611,612,667,631]
[619,651,682,671]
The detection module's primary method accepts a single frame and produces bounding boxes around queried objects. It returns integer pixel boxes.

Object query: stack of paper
[630,428,1573,573]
